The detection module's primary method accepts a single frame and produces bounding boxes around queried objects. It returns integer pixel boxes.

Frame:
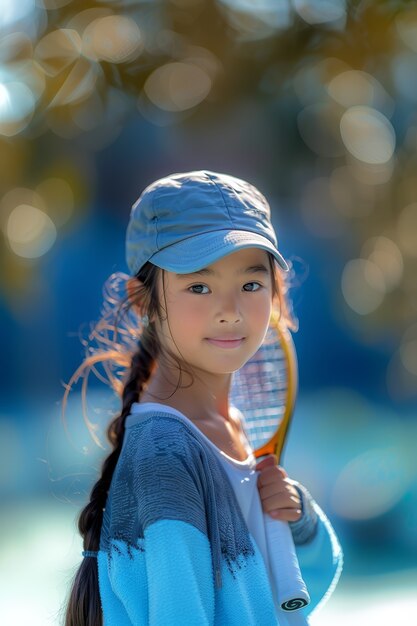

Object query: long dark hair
[61,252,297,625]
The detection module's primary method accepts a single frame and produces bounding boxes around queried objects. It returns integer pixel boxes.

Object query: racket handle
[263,511,310,618]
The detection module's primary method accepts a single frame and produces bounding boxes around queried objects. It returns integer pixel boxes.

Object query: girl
[63,170,343,625]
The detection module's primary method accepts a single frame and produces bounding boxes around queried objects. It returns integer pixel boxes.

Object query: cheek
[182,297,206,314]
[169,298,207,333]
[248,292,272,321]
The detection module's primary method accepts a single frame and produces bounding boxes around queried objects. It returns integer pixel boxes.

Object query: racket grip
[263,511,310,617]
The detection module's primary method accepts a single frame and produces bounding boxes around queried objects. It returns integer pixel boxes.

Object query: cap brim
[148,230,289,272]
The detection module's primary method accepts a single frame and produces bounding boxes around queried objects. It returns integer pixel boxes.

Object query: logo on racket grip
[281,598,308,611]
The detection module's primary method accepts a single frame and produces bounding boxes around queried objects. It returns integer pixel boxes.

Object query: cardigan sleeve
[288,480,319,545]
[289,487,344,618]
[142,518,215,625]
[133,418,216,625]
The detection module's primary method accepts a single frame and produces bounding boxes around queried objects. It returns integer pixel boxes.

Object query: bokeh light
[82,15,143,64]
[0,0,36,28]
[48,57,100,108]
[293,0,346,27]
[331,447,414,520]
[0,81,36,136]
[326,70,394,117]
[397,202,417,257]
[5,203,57,259]
[340,106,396,165]
[217,0,292,40]
[361,236,403,293]
[144,61,212,112]
[395,7,417,53]
[34,29,82,77]
[341,258,385,315]
[293,57,351,105]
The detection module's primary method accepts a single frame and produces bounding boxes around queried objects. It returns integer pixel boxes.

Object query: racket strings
[230,324,289,451]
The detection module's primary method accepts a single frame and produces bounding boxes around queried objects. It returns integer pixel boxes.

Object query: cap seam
[151,189,159,251]
[205,172,235,229]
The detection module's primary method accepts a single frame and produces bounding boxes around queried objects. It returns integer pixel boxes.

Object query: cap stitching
[168,237,273,256]
[162,229,274,249]
[153,235,287,269]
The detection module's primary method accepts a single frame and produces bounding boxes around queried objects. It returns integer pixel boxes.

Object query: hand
[255,455,302,522]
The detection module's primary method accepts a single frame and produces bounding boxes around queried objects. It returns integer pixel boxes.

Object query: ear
[126,277,145,315]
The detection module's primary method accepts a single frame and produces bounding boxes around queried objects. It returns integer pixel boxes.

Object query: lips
[209,336,244,341]
[206,337,245,349]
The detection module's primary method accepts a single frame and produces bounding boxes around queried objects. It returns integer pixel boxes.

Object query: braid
[64,321,159,626]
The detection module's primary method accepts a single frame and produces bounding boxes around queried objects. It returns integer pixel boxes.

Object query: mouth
[205,337,245,349]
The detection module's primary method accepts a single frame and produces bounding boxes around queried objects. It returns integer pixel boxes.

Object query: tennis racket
[230,309,310,621]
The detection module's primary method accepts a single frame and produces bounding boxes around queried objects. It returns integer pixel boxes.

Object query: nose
[218,293,242,323]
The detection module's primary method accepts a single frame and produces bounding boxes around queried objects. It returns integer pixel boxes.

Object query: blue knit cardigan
[95,409,343,625]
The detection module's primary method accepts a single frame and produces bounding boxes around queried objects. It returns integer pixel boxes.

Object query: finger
[268,508,302,522]
[259,491,301,514]
[257,465,287,486]
[259,484,301,506]
[276,465,287,477]
[255,454,278,470]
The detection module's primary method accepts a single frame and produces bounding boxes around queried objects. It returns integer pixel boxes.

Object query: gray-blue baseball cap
[125,169,289,275]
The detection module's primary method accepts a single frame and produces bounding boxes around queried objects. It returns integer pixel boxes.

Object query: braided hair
[62,261,164,626]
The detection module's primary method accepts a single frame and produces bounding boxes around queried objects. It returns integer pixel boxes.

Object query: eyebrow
[175,264,270,279]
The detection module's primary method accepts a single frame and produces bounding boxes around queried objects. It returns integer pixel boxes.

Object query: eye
[243,282,262,292]
[188,284,210,294]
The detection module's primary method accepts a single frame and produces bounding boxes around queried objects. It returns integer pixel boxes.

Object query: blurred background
[0,0,416,624]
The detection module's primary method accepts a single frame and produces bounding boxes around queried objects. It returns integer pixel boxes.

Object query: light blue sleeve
[144,518,215,625]
[134,419,216,625]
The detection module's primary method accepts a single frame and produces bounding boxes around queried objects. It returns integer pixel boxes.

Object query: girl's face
[154,248,276,376]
